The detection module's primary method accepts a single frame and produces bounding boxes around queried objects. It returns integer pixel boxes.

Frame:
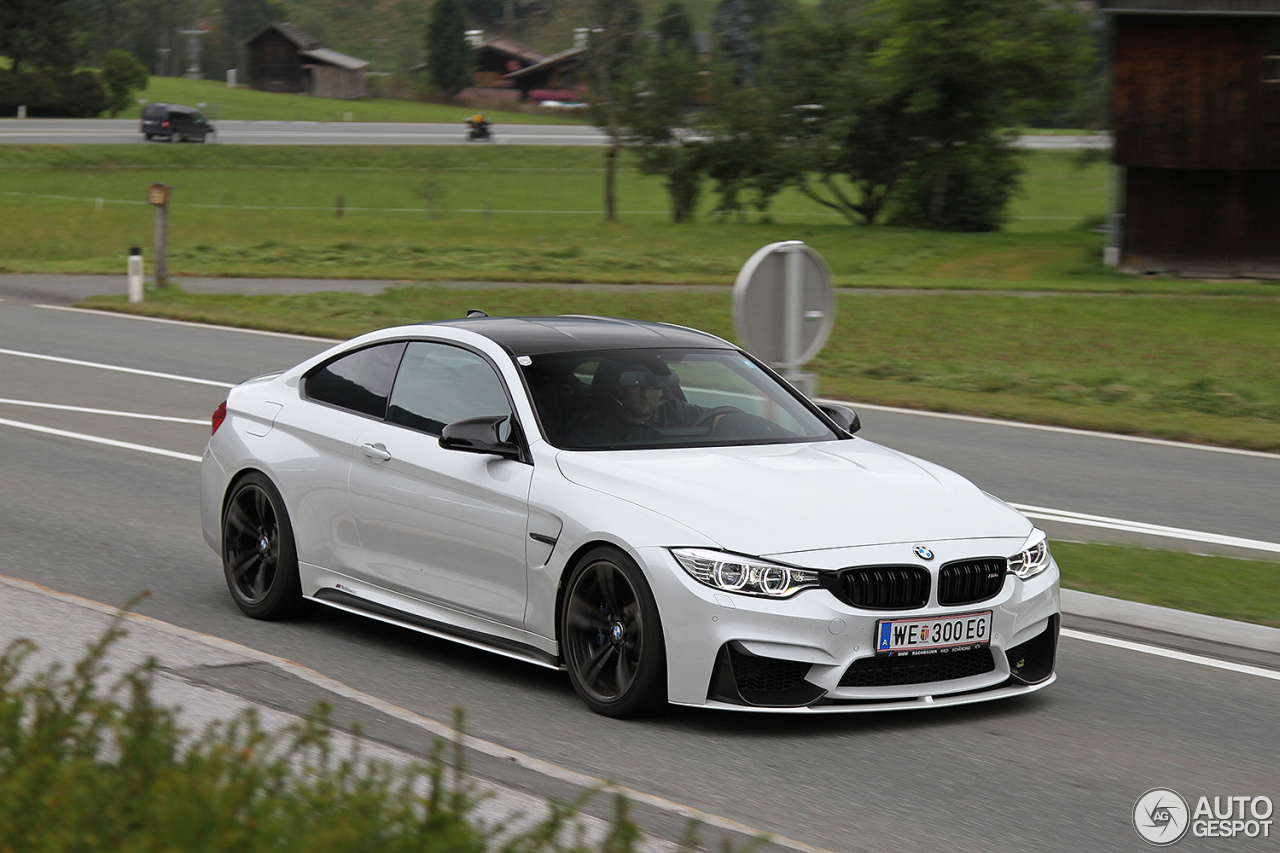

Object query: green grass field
[1054,542,1280,628]
[0,144,1232,290]
[125,76,587,124]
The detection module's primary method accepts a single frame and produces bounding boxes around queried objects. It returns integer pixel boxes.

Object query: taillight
[161,120,169,128]
[212,400,227,434]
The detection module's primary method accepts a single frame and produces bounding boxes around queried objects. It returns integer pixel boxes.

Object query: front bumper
[636,546,1060,712]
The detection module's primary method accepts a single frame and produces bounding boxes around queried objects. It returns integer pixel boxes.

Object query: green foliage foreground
[0,614,713,853]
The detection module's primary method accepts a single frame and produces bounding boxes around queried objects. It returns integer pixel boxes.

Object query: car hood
[555,440,1029,559]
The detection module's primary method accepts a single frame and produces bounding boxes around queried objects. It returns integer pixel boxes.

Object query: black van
[141,103,215,142]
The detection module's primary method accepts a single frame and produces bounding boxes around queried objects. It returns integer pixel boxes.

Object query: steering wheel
[694,406,743,430]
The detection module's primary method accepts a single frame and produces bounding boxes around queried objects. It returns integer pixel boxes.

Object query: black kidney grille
[839,647,996,688]
[827,565,929,610]
[938,558,1007,606]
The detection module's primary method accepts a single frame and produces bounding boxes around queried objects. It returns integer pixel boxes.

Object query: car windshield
[521,348,839,450]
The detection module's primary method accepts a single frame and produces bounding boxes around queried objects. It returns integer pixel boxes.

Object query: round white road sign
[732,241,835,369]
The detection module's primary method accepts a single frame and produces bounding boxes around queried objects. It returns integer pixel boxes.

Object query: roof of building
[504,47,586,81]
[245,21,321,49]
[475,38,547,65]
[300,47,370,71]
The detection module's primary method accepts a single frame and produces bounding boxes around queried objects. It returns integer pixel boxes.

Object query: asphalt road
[0,117,1112,149]
[0,279,1276,853]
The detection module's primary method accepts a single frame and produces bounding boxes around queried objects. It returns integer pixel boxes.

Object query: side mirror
[818,403,860,435]
[439,415,522,459]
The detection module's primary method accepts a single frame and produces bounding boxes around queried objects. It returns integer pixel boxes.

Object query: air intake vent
[938,558,1007,606]
[824,565,930,610]
[839,647,996,688]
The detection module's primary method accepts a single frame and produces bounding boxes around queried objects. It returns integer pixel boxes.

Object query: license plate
[875,611,992,656]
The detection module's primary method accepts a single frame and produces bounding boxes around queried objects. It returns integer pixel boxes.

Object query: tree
[869,0,1092,227]
[0,0,82,73]
[754,3,918,226]
[710,0,757,87]
[621,35,705,223]
[426,0,471,97]
[583,0,642,222]
[655,1,695,56]
[100,49,148,117]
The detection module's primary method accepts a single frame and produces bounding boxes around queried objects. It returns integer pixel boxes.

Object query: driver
[569,361,710,446]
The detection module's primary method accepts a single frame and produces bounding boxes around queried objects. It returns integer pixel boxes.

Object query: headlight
[671,548,820,598]
[1008,529,1051,580]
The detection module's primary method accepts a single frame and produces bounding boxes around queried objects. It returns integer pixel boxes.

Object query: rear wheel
[561,547,666,717]
[221,473,304,619]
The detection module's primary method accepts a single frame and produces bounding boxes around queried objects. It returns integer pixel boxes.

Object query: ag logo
[1134,788,1190,845]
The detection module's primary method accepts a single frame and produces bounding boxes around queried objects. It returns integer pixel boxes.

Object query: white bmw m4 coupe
[201,313,1059,717]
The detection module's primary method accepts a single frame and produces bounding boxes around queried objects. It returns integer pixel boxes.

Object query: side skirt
[309,588,562,671]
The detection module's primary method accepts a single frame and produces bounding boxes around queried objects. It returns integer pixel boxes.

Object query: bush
[0,69,106,117]
[101,50,149,118]
[0,611,726,853]
[886,137,1025,232]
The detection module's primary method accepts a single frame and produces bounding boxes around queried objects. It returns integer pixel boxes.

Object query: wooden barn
[503,47,586,101]
[1103,0,1280,277]
[472,37,545,87]
[244,23,369,100]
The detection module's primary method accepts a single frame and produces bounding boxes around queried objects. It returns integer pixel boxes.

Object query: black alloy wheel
[222,473,304,619]
[561,547,666,717]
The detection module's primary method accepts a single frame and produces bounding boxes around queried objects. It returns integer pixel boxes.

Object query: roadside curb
[1061,588,1280,655]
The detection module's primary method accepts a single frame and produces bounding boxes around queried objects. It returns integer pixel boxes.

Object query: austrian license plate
[875,611,992,656]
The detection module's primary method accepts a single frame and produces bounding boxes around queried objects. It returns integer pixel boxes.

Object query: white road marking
[0,417,202,462]
[0,398,207,424]
[842,400,1280,461]
[1015,503,1280,555]
[0,346,234,387]
[1063,628,1280,682]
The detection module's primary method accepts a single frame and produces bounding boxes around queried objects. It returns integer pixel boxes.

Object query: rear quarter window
[304,342,407,418]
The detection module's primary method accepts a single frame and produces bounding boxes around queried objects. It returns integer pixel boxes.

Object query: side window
[305,342,406,418]
[387,342,511,436]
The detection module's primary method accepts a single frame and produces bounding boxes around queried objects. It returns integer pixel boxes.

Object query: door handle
[359,442,392,462]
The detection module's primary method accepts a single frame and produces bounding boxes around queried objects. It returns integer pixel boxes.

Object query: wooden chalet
[245,22,369,100]
[473,37,546,87]
[503,47,586,101]
[1102,0,1280,277]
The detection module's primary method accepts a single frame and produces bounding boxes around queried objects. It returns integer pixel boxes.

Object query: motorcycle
[465,119,492,142]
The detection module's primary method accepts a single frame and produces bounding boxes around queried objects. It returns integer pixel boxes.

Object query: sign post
[147,183,171,288]
[732,241,835,398]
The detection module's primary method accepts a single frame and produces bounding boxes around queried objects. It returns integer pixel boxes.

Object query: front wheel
[560,547,666,717]
[222,473,304,619]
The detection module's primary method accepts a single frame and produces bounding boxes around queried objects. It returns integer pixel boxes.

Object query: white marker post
[127,245,144,303]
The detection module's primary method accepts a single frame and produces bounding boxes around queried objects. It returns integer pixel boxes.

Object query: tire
[560,546,666,717]
[221,473,305,620]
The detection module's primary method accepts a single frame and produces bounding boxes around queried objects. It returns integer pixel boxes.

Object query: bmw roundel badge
[914,545,934,561]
